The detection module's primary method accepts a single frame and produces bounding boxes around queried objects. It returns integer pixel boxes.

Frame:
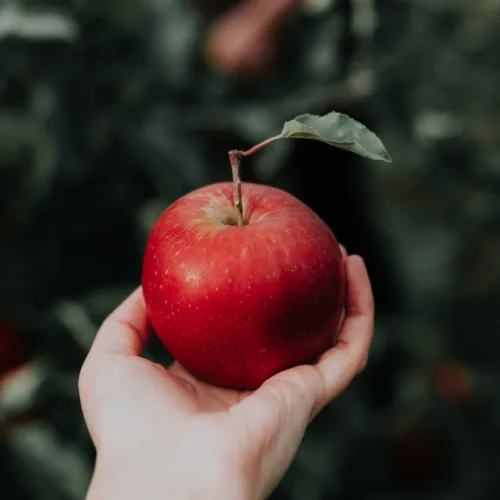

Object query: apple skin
[142,181,346,390]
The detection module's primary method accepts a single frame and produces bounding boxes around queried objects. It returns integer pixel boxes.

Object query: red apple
[142,181,346,389]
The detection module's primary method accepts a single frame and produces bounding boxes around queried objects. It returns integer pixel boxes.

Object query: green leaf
[278,111,392,162]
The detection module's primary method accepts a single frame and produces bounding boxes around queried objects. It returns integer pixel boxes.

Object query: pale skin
[79,247,374,499]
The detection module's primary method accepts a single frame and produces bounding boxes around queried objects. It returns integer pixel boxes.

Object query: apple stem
[228,135,282,225]
[228,150,245,225]
[241,135,282,156]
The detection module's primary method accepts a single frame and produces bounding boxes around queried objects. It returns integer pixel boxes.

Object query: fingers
[87,286,152,358]
[311,254,374,416]
[339,244,348,260]
[233,251,373,434]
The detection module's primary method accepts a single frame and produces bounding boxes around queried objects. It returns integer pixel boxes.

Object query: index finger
[88,286,152,358]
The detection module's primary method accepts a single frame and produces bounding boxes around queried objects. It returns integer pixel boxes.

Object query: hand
[79,248,373,499]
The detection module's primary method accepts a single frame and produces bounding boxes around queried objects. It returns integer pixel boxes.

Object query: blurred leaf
[0,4,78,42]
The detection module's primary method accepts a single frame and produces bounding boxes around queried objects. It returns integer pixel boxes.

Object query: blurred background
[1,0,500,498]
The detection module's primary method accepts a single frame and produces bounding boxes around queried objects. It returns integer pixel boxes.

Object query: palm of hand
[84,350,298,443]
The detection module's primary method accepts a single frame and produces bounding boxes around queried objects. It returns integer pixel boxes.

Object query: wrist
[86,447,254,500]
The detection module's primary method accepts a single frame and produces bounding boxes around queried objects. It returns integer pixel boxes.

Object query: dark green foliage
[1,1,500,499]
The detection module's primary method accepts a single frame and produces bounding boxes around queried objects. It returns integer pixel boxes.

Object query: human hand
[79,247,373,499]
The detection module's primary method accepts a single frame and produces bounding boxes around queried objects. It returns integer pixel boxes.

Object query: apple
[142,112,391,389]
[142,179,345,389]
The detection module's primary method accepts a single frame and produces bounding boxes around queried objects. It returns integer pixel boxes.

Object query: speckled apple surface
[142,182,346,389]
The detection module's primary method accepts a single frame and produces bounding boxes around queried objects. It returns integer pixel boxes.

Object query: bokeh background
[1,0,500,498]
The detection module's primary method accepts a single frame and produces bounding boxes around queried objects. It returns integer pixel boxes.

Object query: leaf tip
[380,150,393,163]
